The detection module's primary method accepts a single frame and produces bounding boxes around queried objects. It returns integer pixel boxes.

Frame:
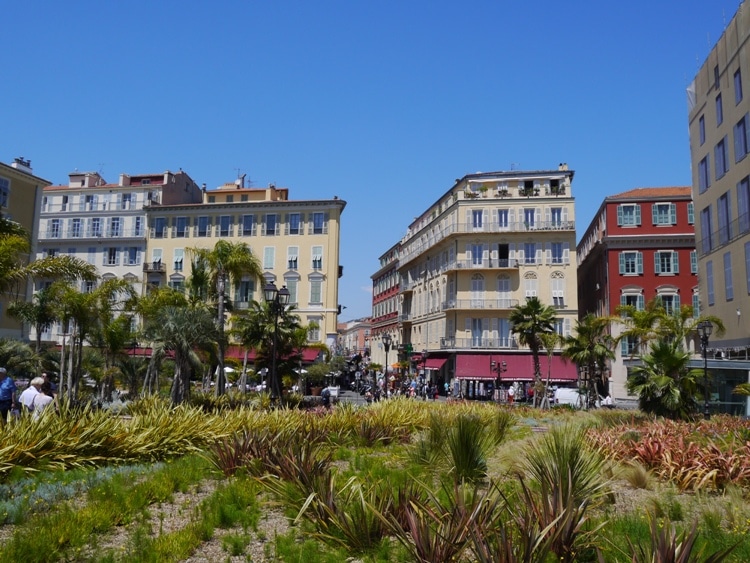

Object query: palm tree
[626,339,703,420]
[538,331,561,409]
[562,314,616,408]
[7,287,58,352]
[509,297,557,407]
[188,241,263,396]
[615,298,666,357]
[142,305,218,403]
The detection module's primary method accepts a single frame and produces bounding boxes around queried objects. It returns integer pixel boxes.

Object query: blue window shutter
[637,252,643,274]
[619,252,626,274]
[635,205,642,225]
[638,294,645,310]
[735,122,742,162]
[617,205,623,226]
[745,114,750,155]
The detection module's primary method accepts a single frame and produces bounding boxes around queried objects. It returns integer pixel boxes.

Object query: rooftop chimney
[11,157,32,174]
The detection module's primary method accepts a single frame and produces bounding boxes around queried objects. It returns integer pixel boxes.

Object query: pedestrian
[507,383,515,405]
[0,367,17,424]
[19,377,43,413]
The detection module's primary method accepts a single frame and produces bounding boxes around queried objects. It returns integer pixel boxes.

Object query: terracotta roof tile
[609,186,692,199]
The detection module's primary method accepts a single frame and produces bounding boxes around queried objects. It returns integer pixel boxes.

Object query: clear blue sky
[2,0,741,320]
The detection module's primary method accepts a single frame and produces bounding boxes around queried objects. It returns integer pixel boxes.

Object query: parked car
[553,387,585,408]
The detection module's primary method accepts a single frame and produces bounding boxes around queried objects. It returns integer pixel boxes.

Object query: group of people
[0,368,57,425]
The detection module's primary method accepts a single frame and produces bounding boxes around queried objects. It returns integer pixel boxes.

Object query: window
[524,243,536,264]
[619,251,643,275]
[127,247,139,266]
[523,208,536,228]
[524,275,538,298]
[310,280,322,303]
[718,192,732,244]
[738,176,750,234]
[121,193,132,210]
[699,156,711,194]
[693,291,701,318]
[240,194,248,202]
[715,137,729,179]
[175,216,188,237]
[87,248,96,265]
[735,69,743,104]
[169,277,185,292]
[716,93,723,125]
[226,195,233,203]
[551,277,565,307]
[105,247,118,266]
[70,218,82,238]
[90,218,102,237]
[714,64,720,89]
[307,318,321,341]
[550,207,562,226]
[312,212,326,234]
[699,115,706,145]
[724,251,734,301]
[706,261,715,305]
[174,248,184,271]
[0,176,9,208]
[236,280,254,303]
[49,219,61,238]
[109,217,121,237]
[701,206,713,254]
[620,292,645,311]
[264,214,278,236]
[652,203,676,225]
[687,202,694,224]
[84,280,96,293]
[198,216,211,237]
[285,278,298,304]
[287,246,298,270]
[472,209,483,229]
[734,114,750,162]
[242,215,255,236]
[134,217,143,237]
[207,195,215,203]
[219,216,231,237]
[312,246,323,269]
[288,213,301,235]
[654,251,679,275]
[263,247,275,269]
[658,294,680,316]
[691,250,698,274]
[153,217,167,238]
[621,335,639,356]
[617,204,641,226]
[61,195,68,211]
[84,194,98,211]
[550,242,563,264]
[497,209,509,228]
[471,243,484,266]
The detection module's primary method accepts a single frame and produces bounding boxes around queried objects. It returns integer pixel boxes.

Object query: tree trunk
[215,274,226,396]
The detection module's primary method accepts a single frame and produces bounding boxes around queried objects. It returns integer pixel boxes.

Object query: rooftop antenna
[510,162,519,171]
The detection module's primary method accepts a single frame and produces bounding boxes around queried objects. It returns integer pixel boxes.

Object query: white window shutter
[545,243,551,264]
[535,208,541,223]
[509,243,516,261]
[563,243,570,264]
[483,244,489,260]
[536,247,542,264]
[509,209,516,225]
[562,208,569,222]
[466,244,472,262]
[545,208,551,223]
[517,246,524,262]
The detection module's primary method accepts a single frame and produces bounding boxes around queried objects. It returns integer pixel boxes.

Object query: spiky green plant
[627,517,737,562]
[446,413,494,484]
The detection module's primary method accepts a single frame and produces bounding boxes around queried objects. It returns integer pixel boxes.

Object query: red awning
[425,357,447,370]
[455,354,576,382]
[224,346,324,363]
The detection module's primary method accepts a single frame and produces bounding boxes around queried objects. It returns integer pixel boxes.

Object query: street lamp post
[698,320,713,420]
[422,349,429,400]
[264,282,290,404]
[491,357,508,402]
[382,334,392,395]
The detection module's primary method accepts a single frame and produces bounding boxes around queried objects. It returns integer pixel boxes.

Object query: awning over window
[424,357,447,370]
[455,354,576,382]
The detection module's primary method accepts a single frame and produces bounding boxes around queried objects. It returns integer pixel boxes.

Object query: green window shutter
[617,205,623,226]
[670,203,677,224]
[619,252,626,274]
[654,252,661,274]
[672,251,679,274]
[635,205,642,225]
[637,294,645,310]
[637,252,643,274]
[652,204,658,225]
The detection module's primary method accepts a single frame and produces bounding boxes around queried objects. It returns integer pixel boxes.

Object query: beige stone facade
[145,182,346,347]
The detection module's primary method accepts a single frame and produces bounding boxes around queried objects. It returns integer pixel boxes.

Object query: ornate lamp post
[382,334,392,394]
[422,349,429,400]
[264,282,290,403]
[698,320,713,420]
[491,357,508,402]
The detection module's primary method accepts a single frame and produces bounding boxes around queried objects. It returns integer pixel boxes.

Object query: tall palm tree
[538,331,561,409]
[615,298,666,357]
[562,314,616,408]
[142,305,218,403]
[626,339,703,420]
[7,287,58,352]
[509,297,557,406]
[188,241,263,396]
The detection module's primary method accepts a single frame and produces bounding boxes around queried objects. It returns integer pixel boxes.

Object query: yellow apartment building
[1,158,50,340]
[144,181,346,348]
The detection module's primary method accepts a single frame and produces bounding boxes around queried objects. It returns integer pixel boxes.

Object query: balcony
[143,261,166,274]
[452,258,520,270]
[697,212,749,257]
[440,337,518,350]
[41,227,146,241]
[442,298,520,310]
[399,313,412,322]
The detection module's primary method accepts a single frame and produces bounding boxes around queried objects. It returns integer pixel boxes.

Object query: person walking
[0,367,17,424]
[507,383,515,405]
[18,377,43,413]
